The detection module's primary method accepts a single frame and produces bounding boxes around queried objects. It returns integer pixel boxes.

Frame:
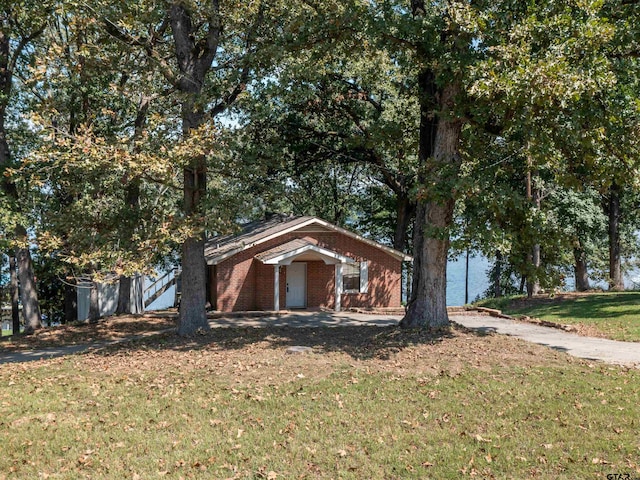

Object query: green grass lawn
[1,327,639,479]
[477,292,640,342]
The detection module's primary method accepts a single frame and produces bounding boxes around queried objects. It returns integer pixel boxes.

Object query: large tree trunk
[15,232,42,334]
[402,200,453,328]
[177,129,208,334]
[573,246,590,292]
[131,275,144,314]
[1,30,42,334]
[608,182,624,291]
[525,169,541,297]
[178,237,208,334]
[168,3,223,335]
[116,274,144,315]
[393,193,415,252]
[176,103,209,335]
[104,1,250,334]
[9,255,19,334]
[116,275,132,315]
[88,279,100,323]
[115,175,142,316]
[64,276,77,323]
[401,75,461,329]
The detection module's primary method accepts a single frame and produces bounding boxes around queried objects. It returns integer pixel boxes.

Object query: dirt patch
[0,313,176,352]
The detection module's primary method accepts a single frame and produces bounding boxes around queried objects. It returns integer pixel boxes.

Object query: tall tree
[0,2,52,333]
[166,2,224,334]
[99,0,295,334]
[23,4,189,323]
[392,1,470,328]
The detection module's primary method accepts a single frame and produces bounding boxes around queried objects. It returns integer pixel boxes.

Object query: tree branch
[197,0,221,76]
[329,74,384,113]
[8,23,47,76]
[96,6,179,87]
[210,0,264,117]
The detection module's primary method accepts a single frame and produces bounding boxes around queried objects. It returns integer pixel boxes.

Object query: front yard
[1,319,638,479]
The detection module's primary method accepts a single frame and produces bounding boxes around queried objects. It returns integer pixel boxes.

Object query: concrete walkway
[452,314,640,367]
[0,329,176,365]
[207,310,401,328]
[1,311,638,367]
[0,342,111,365]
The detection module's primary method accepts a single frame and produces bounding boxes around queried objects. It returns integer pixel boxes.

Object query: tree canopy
[3,0,640,333]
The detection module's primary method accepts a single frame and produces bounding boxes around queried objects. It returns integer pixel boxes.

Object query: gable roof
[255,238,356,265]
[204,214,413,265]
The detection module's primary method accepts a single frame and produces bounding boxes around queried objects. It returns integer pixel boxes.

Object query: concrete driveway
[206,310,402,328]
[453,314,640,367]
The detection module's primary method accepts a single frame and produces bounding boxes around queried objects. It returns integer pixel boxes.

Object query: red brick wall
[214,247,258,311]
[213,230,403,311]
[254,262,269,310]
[306,261,334,308]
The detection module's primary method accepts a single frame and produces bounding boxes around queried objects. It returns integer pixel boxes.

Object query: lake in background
[446,254,490,306]
[446,255,640,305]
[147,254,637,311]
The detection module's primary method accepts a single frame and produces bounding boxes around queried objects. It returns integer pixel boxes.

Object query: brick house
[204,215,412,312]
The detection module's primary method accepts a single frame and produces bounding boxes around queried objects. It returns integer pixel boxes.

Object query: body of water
[446,254,490,306]
[446,255,640,305]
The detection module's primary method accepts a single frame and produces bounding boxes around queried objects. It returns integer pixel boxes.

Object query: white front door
[286,263,307,308]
